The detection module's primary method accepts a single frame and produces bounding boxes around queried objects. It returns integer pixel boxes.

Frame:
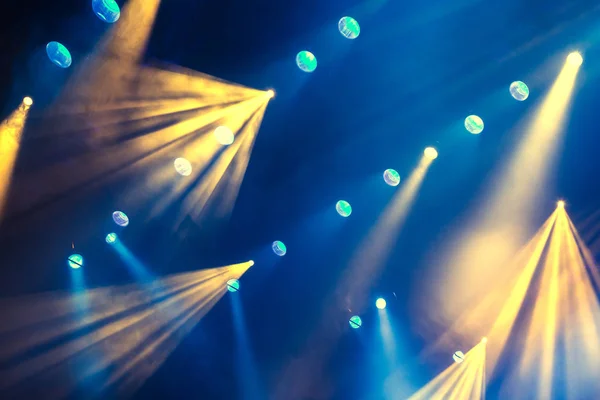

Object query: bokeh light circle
[453,350,465,363]
[92,0,121,23]
[272,241,287,256]
[465,115,484,134]
[349,315,362,329]
[227,279,240,292]
[214,126,234,145]
[68,254,84,269]
[383,169,400,186]
[376,298,387,309]
[424,147,438,160]
[105,232,117,244]
[112,211,129,227]
[567,51,583,67]
[23,97,33,107]
[336,200,352,217]
[174,157,192,176]
[509,81,529,101]
[338,16,360,39]
[296,51,317,73]
[46,41,72,68]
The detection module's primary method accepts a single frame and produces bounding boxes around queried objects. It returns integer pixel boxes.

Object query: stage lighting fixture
[105,232,117,244]
[481,337,488,344]
[68,254,84,269]
[22,97,33,107]
[349,315,362,329]
[557,200,565,208]
[227,279,240,292]
[336,200,352,217]
[383,169,401,186]
[376,297,387,309]
[249,260,255,267]
[46,41,72,68]
[338,16,360,39]
[112,211,130,227]
[173,157,192,177]
[272,241,287,256]
[464,114,484,134]
[296,51,317,73]
[92,0,121,23]
[567,51,583,67]
[510,81,530,101]
[267,89,275,98]
[424,147,438,160]
[452,350,465,363]
[214,126,235,145]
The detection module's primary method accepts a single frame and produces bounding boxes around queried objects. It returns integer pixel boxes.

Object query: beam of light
[0,261,253,399]
[408,341,486,400]
[109,239,154,283]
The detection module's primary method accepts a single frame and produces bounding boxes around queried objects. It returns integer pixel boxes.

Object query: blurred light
[272,240,287,256]
[214,125,234,145]
[376,297,387,309]
[267,89,275,98]
[173,157,192,176]
[424,147,438,160]
[68,254,84,269]
[557,200,565,209]
[112,211,130,227]
[105,232,118,244]
[338,16,360,39]
[92,0,121,23]
[481,337,488,344]
[383,169,401,186]
[465,115,484,134]
[336,200,352,217]
[296,51,317,73]
[249,260,255,267]
[510,81,530,101]
[349,315,362,329]
[22,97,33,107]
[227,279,240,292]
[567,51,583,67]
[453,350,465,363]
[46,41,72,68]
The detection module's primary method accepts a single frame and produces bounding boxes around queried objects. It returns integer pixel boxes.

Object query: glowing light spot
[481,337,488,344]
[338,16,360,39]
[267,89,275,98]
[22,97,33,107]
[105,232,117,244]
[214,126,234,145]
[383,169,400,186]
[296,51,317,73]
[424,147,438,160]
[46,41,72,68]
[509,81,529,101]
[68,254,84,269]
[227,279,240,292]
[112,211,129,227]
[249,260,255,267]
[453,350,465,363]
[174,157,192,176]
[349,315,362,329]
[92,0,121,23]
[336,200,352,217]
[567,51,583,67]
[376,298,387,309]
[272,241,287,256]
[557,200,565,209]
[465,115,484,134]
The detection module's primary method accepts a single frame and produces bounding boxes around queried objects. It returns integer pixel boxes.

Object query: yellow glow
[556,200,565,208]
[567,51,583,67]
[424,146,438,160]
[214,125,235,145]
[266,89,275,98]
[249,260,255,267]
[22,97,33,107]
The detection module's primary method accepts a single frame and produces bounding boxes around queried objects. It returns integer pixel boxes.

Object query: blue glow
[376,298,387,309]
[46,42,72,68]
[68,254,84,269]
[112,211,129,227]
[92,0,121,23]
[349,315,362,329]
[272,241,287,256]
[105,232,118,244]
[227,279,240,292]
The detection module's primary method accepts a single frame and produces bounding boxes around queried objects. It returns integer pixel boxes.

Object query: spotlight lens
[383,169,401,186]
[68,254,84,269]
[267,89,275,98]
[112,211,129,227]
[453,350,465,363]
[424,147,438,160]
[23,97,33,106]
[296,51,317,73]
[336,200,352,217]
[227,279,240,292]
[567,51,583,67]
[92,0,121,23]
[557,200,565,208]
[214,126,234,145]
[481,337,488,344]
[465,115,484,134]
[376,298,387,309]
[249,260,255,267]
[174,157,192,176]
[46,41,72,69]
[509,81,529,101]
[338,16,360,39]
[105,232,117,244]
[272,240,287,256]
[349,315,362,329]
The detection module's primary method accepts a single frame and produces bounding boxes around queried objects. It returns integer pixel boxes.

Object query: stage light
[376,297,387,309]
[267,89,275,98]
[567,51,583,67]
[557,200,565,208]
[92,0,121,23]
[481,337,488,344]
[452,350,465,363]
[272,240,287,256]
[227,279,240,292]
[173,157,192,176]
[22,97,33,107]
[424,147,438,160]
[105,232,117,244]
[338,16,360,39]
[46,41,72,68]
[68,254,84,269]
[510,81,530,101]
[465,115,484,134]
[296,51,317,73]
[349,315,362,329]
[249,260,255,267]
[214,125,234,145]
[112,211,130,227]
[383,168,401,186]
[336,200,352,217]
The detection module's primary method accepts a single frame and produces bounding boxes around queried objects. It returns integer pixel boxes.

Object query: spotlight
[105,232,118,244]
[349,315,362,329]
[465,115,484,134]
[214,126,234,145]
[112,211,130,227]
[336,200,352,217]
[296,51,317,73]
[68,254,84,269]
[383,169,401,186]
[174,157,192,177]
[557,200,565,209]
[266,89,275,98]
[424,147,438,160]
[249,260,255,267]
[227,279,240,292]
[22,96,33,107]
[338,16,360,39]
[481,337,488,344]
[453,350,465,363]
[272,240,287,256]
[567,51,583,67]
[375,297,387,309]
